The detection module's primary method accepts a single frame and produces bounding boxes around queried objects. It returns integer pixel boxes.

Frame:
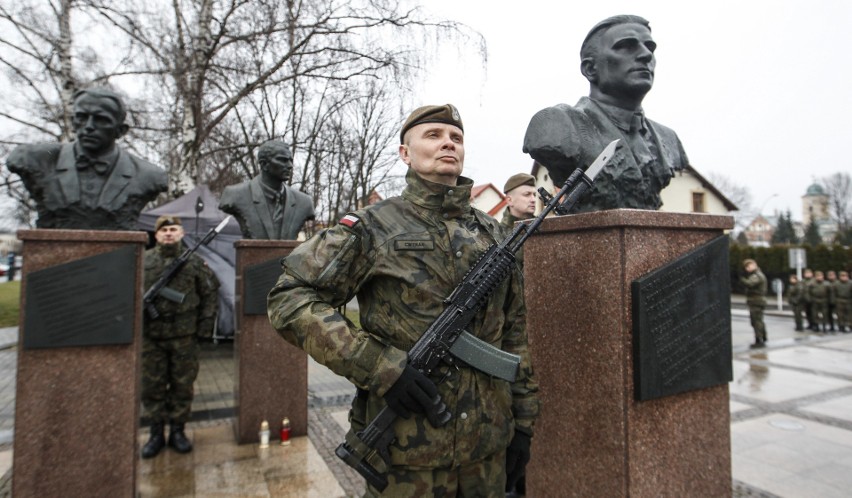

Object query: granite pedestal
[13,229,148,498]
[524,209,734,497]
[234,240,307,444]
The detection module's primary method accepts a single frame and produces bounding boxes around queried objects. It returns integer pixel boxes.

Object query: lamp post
[758,193,779,216]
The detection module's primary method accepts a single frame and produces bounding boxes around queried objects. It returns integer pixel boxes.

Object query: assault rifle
[143,216,231,319]
[335,140,619,490]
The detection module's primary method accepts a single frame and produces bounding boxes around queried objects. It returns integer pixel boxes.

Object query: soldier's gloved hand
[383,364,449,427]
[505,431,531,491]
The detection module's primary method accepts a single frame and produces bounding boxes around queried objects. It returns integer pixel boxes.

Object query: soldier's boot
[141,422,165,459]
[168,422,193,453]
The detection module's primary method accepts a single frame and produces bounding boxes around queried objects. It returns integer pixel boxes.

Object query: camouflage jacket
[809,281,830,305]
[741,269,767,306]
[786,281,806,306]
[268,169,539,468]
[143,243,219,340]
[836,280,852,302]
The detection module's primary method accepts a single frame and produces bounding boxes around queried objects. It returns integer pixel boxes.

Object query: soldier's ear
[581,57,597,84]
[399,144,411,166]
[116,123,130,139]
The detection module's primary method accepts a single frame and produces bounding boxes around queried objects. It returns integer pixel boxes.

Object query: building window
[692,192,705,213]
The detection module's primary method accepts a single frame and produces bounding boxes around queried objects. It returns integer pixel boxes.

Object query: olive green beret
[400,104,463,143]
[155,215,182,232]
[503,173,536,193]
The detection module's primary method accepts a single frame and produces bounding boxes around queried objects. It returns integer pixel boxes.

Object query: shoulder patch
[339,213,360,228]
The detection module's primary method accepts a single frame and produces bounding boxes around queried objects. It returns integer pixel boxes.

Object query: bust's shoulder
[222,179,252,195]
[7,142,66,171]
[287,185,312,203]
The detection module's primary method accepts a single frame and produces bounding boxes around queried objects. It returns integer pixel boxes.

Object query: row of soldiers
[787,269,852,332]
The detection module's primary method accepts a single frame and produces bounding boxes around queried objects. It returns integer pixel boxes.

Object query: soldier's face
[506,185,537,218]
[155,225,185,245]
[72,95,126,156]
[593,23,656,101]
[399,123,464,186]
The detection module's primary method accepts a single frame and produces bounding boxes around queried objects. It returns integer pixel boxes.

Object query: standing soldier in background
[803,269,817,331]
[501,173,537,228]
[141,215,220,459]
[741,259,768,348]
[809,271,831,333]
[835,271,851,333]
[786,275,806,332]
[826,270,839,332]
[501,172,537,277]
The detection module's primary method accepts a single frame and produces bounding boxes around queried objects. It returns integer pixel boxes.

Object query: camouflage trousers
[813,303,829,327]
[792,303,805,330]
[748,305,767,343]
[141,334,199,424]
[364,449,505,498]
[837,301,851,328]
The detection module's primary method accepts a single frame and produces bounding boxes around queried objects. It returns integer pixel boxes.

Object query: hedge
[729,242,851,295]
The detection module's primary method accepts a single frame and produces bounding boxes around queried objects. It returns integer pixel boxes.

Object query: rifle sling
[448,331,520,383]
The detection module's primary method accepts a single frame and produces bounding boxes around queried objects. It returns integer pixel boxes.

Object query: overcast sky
[410,0,852,221]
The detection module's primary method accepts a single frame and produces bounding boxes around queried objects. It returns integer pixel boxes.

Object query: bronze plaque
[243,257,283,315]
[631,235,732,401]
[23,246,137,349]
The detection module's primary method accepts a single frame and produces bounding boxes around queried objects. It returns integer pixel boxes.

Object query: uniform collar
[156,242,183,258]
[401,168,473,219]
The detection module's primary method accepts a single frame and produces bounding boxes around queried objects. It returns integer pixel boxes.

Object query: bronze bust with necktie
[219,140,315,240]
[5,87,168,229]
[523,15,689,212]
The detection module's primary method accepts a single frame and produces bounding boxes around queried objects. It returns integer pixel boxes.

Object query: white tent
[138,185,242,338]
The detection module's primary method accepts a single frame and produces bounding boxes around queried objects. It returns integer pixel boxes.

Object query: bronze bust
[6,88,168,230]
[219,140,315,240]
[523,15,689,212]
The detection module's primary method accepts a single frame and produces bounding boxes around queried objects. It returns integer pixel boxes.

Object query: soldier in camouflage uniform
[826,270,838,332]
[803,268,817,331]
[268,104,539,497]
[809,271,831,333]
[141,215,219,458]
[741,259,768,348]
[836,271,851,333]
[786,275,806,331]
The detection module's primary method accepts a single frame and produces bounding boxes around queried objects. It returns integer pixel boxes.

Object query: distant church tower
[802,183,830,227]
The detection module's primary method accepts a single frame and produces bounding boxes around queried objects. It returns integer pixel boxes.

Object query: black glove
[505,431,531,492]
[383,364,449,427]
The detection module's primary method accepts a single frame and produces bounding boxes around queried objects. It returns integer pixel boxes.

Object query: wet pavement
[1,299,852,496]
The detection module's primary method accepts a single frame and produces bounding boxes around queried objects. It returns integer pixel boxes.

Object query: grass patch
[0,281,20,328]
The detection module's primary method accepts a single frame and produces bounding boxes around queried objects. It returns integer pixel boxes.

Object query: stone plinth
[524,209,734,497]
[13,229,148,498]
[234,240,307,444]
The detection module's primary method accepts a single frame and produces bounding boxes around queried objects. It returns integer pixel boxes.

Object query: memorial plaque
[23,245,137,349]
[243,257,283,315]
[631,235,732,401]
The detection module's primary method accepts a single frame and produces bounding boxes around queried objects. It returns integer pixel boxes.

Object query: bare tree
[0,0,115,227]
[1,0,484,228]
[86,0,474,195]
[707,172,754,232]
[820,172,852,235]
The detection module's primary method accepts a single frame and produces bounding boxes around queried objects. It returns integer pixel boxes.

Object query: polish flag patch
[339,214,360,228]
